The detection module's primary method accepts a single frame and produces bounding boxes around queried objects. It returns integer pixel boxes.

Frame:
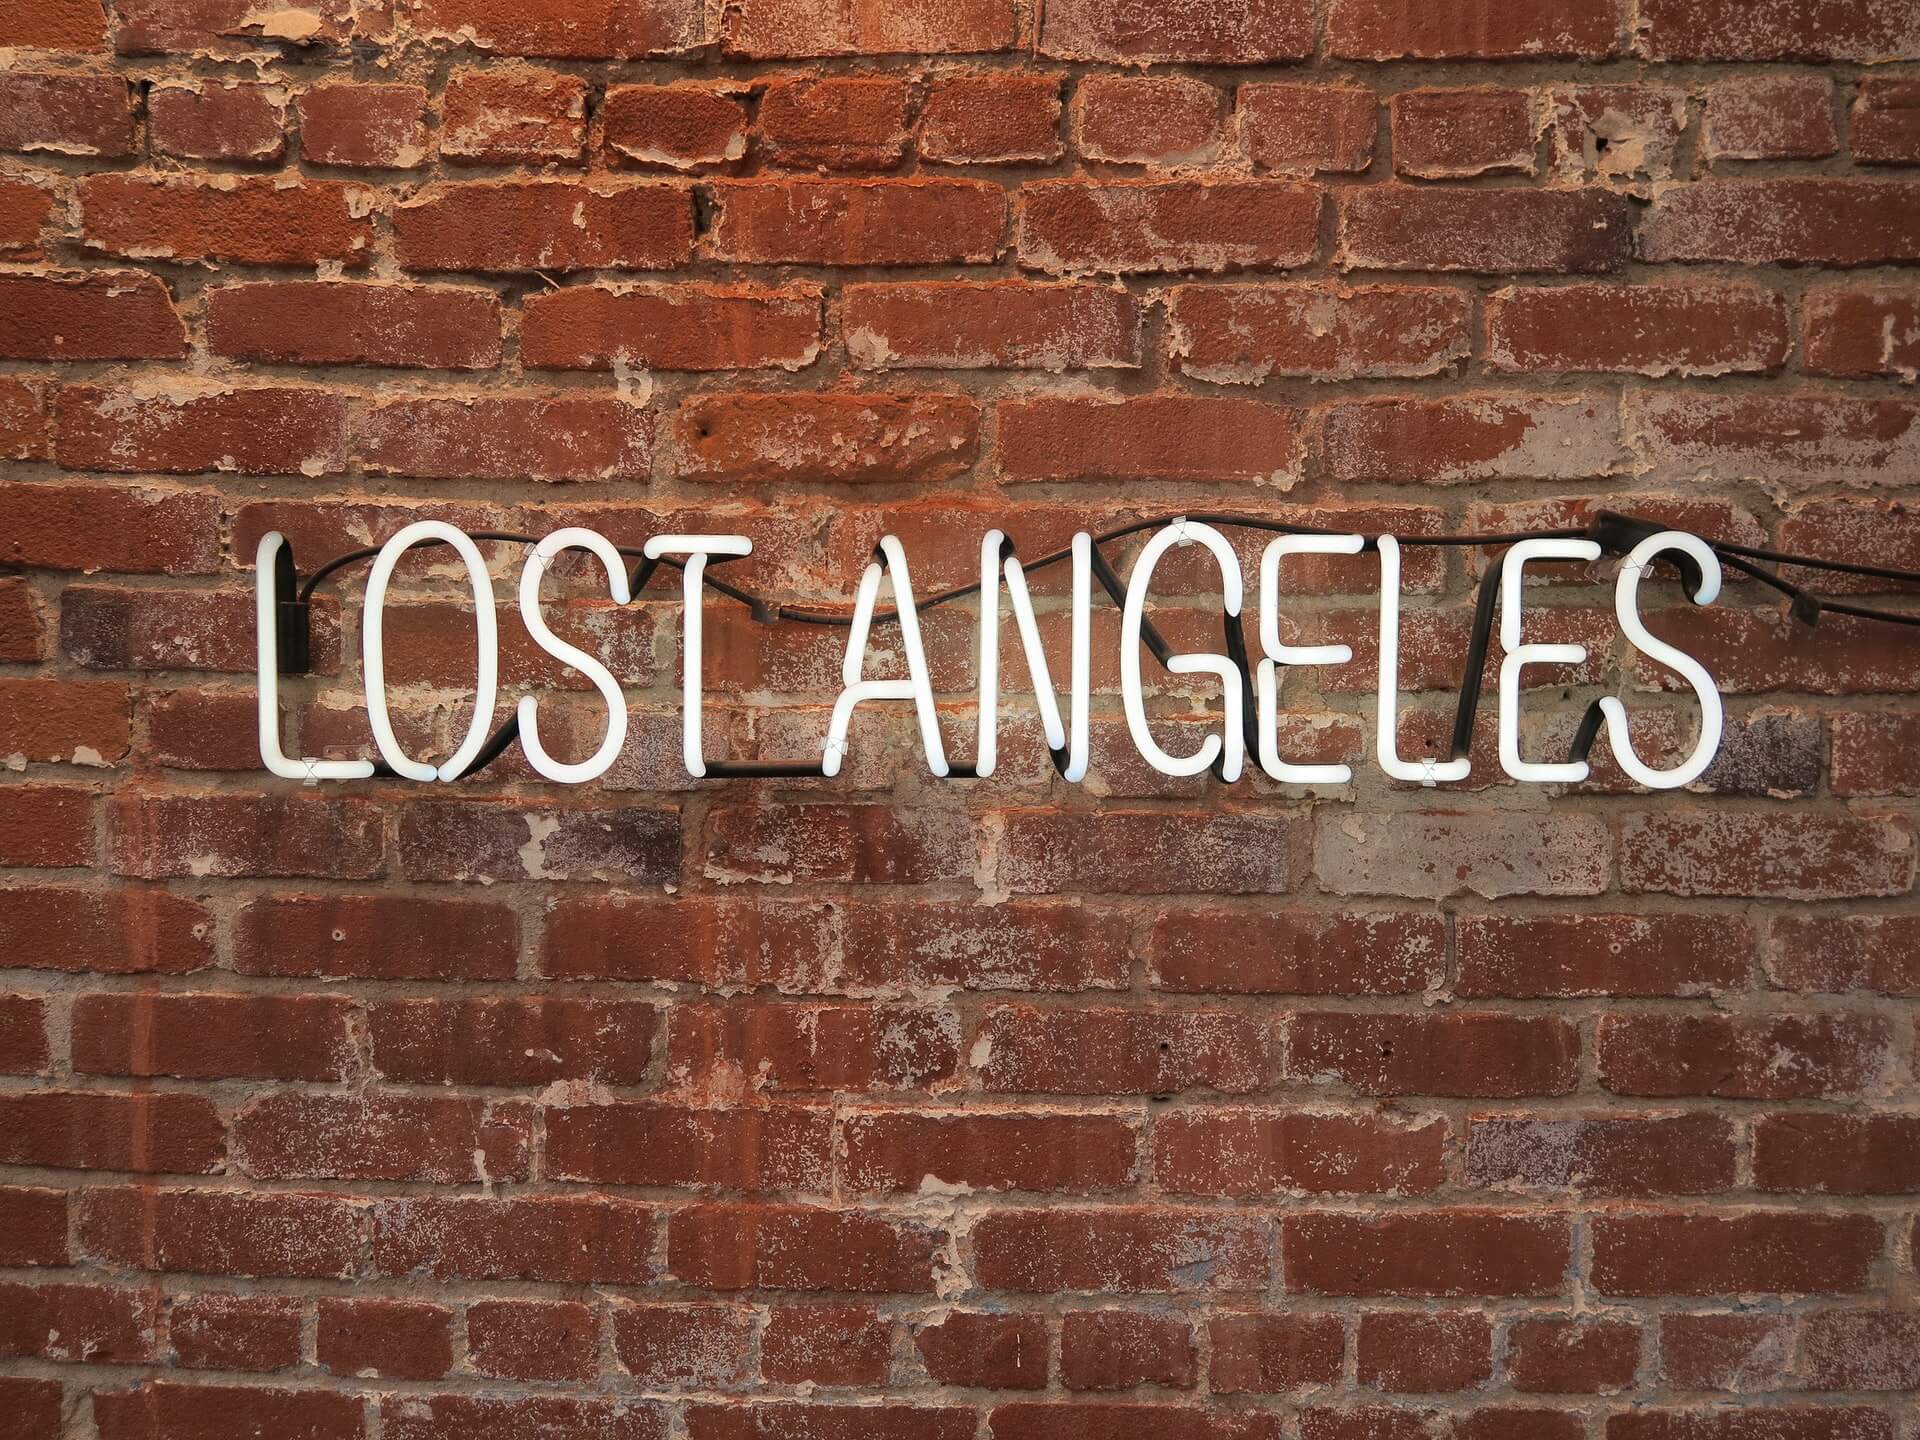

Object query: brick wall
[3,1,1920,1436]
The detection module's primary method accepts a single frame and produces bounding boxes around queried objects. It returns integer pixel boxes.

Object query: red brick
[0,577,44,664]
[1206,1313,1345,1393]
[1392,87,1535,178]
[1062,1309,1196,1390]
[710,179,1005,265]
[1331,0,1623,58]
[915,1312,1046,1389]
[1341,187,1632,273]
[1769,914,1920,996]
[1508,1318,1641,1394]
[1466,1113,1739,1197]
[1074,74,1217,165]
[0,1186,66,1265]
[762,1304,890,1386]
[1633,607,1920,697]
[148,80,286,161]
[759,75,908,170]
[669,1000,958,1093]
[0,71,132,155]
[299,81,427,168]
[383,1394,665,1440]
[168,1293,302,1371]
[1156,1110,1444,1196]
[73,992,351,1081]
[546,1102,830,1191]
[1044,0,1308,60]
[369,997,653,1084]
[142,688,262,770]
[0,272,183,361]
[845,281,1136,371]
[1660,1314,1796,1392]
[0,887,211,975]
[468,1299,599,1382]
[1237,84,1376,173]
[0,997,47,1075]
[78,174,371,266]
[415,0,701,57]
[235,1092,530,1183]
[318,1297,451,1380]
[1704,74,1836,161]
[1641,180,1920,266]
[724,0,1014,57]
[0,375,51,459]
[669,1204,940,1293]
[1020,179,1318,274]
[601,83,748,169]
[206,282,500,369]
[921,73,1062,165]
[374,1195,652,1283]
[0,678,129,766]
[542,894,835,986]
[613,1303,751,1386]
[361,392,651,481]
[1592,1212,1883,1296]
[1754,1114,1920,1195]
[523,283,820,371]
[1620,812,1915,900]
[394,181,691,272]
[1609,1412,1893,1440]
[844,1111,1136,1194]
[973,1208,1268,1293]
[234,894,515,981]
[1323,393,1622,483]
[1148,909,1442,995]
[991,1405,1282,1440]
[1457,914,1752,998]
[6,483,220,576]
[1000,394,1301,484]
[1358,1311,1490,1392]
[442,65,586,164]
[1637,0,1919,60]
[1290,1011,1578,1097]
[1169,283,1468,383]
[1599,1013,1895,1101]
[1284,1212,1571,1296]
[1804,287,1920,380]
[56,383,351,477]
[1799,1309,1920,1390]
[78,1188,363,1279]
[0,176,54,258]
[1487,283,1788,376]
[677,391,977,485]
[66,586,334,675]
[3,0,106,50]
[975,1005,1272,1095]
[110,792,381,880]
[95,1381,365,1440]
[0,785,92,867]
[1853,78,1920,165]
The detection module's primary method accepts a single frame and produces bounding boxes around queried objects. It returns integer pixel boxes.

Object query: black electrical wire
[278,510,1920,781]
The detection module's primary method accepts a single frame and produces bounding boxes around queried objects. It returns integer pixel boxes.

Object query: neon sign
[255,513,1741,791]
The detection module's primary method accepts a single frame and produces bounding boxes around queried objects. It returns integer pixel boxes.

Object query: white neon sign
[254,521,1724,790]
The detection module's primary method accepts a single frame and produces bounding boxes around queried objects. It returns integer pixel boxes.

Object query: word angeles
[256,518,1726,792]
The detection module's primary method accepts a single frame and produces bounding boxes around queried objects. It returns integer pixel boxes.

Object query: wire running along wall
[261,507,1920,788]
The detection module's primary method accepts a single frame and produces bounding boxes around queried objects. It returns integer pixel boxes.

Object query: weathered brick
[234,1093,531,1183]
[844,282,1137,371]
[1147,909,1443,995]
[844,1111,1136,1194]
[724,0,1014,57]
[168,1293,302,1372]
[1063,1309,1197,1390]
[523,284,820,371]
[1508,1318,1641,1394]
[1284,1211,1572,1296]
[1768,914,1920,996]
[1467,1113,1738,1197]
[360,393,652,482]
[78,174,372,266]
[1487,283,1788,376]
[669,1204,940,1293]
[1620,813,1915,900]
[1704,74,1837,161]
[468,1299,598,1382]
[73,991,352,1080]
[96,1382,365,1440]
[1000,394,1302,484]
[374,1195,652,1283]
[298,81,428,167]
[677,392,978,485]
[1598,1014,1896,1100]
[1322,394,1624,483]
[111,792,381,880]
[1640,181,1920,266]
[1289,1011,1579,1096]
[601,83,748,169]
[974,1208,1268,1293]
[976,1005,1274,1095]
[1593,1212,1884,1296]
[0,71,132,156]
[1340,187,1633,273]
[1315,812,1610,899]
[394,181,692,272]
[921,72,1063,165]
[1804,287,1920,379]
[1238,84,1376,173]
[56,383,352,477]
[206,282,501,369]
[79,1188,364,1278]
[415,0,703,57]
[711,179,1006,266]
[1156,1110,1444,1196]
[1331,0,1624,59]
[147,81,286,161]
[318,1297,451,1380]
[759,75,909,170]
[1853,78,1920,165]
[1754,1114,1920,1195]
[1169,283,1470,383]
[1392,88,1536,178]
[1637,0,1920,61]
[442,65,586,164]
[545,1102,830,1191]
[1020,179,1318,274]
[1358,1311,1491,1393]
